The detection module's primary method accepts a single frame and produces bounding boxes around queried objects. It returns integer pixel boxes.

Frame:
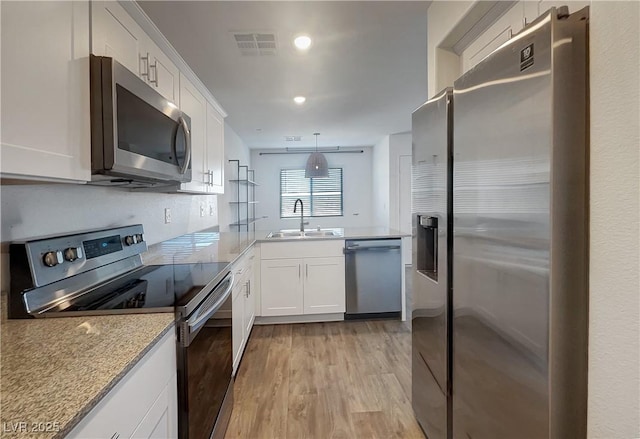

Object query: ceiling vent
[232,32,277,56]
[285,136,302,142]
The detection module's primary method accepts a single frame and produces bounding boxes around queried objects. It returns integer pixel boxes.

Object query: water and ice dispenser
[417,215,438,281]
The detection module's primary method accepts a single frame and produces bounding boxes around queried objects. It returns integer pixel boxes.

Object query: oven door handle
[186,273,234,336]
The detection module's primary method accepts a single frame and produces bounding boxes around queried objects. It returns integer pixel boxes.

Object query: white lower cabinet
[260,259,304,316]
[260,241,346,318]
[303,257,346,315]
[231,250,256,374]
[232,283,245,371]
[67,330,177,439]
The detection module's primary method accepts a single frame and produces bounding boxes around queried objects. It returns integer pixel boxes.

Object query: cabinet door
[179,74,208,193]
[260,259,304,316]
[141,36,180,104]
[232,286,245,373]
[303,257,346,314]
[0,1,90,182]
[461,3,523,72]
[130,374,178,439]
[206,102,225,194]
[67,331,176,439]
[244,279,256,336]
[91,1,145,76]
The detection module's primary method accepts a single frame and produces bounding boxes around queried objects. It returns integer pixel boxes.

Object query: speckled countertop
[142,230,256,265]
[0,308,175,439]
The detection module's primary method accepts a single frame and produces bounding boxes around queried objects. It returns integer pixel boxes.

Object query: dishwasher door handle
[344,245,401,253]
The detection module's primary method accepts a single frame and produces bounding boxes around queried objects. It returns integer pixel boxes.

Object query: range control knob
[135,233,144,243]
[64,247,83,262]
[124,235,135,246]
[43,251,63,267]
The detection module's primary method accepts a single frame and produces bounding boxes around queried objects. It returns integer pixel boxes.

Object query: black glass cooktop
[43,262,230,314]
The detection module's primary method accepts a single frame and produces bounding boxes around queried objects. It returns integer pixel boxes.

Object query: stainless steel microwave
[90,55,192,187]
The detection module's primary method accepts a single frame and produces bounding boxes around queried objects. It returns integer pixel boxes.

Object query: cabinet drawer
[261,240,345,259]
[67,330,176,439]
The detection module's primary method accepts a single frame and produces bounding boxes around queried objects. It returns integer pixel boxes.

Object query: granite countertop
[0,310,175,439]
[142,230,256,265]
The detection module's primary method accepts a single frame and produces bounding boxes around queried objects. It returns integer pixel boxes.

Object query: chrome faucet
[293,199,305,232]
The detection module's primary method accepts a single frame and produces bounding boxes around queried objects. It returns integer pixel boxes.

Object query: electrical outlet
[200,202,206,218]
[209,204,215,216]
[164,208,172,224]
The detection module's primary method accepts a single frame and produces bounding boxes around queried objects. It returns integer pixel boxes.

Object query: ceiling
[139,1,429,149]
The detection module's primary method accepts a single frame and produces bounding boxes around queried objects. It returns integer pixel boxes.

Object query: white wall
[250,147,373,231]
[588,2,640,437]
[219,123,251,232]
[372,136,390,227]
[0,183,218,292]
[373,132,412,231]
[389,132,412,231]
[427,1,640,436]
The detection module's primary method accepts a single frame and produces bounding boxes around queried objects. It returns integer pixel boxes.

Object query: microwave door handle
[178,116,191,175]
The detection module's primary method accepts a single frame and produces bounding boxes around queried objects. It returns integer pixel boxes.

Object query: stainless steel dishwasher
[344,238,402,319]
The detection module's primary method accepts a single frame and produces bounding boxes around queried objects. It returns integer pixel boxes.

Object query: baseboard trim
[254,313,345,325]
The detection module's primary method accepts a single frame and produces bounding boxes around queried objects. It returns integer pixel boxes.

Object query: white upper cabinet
[0,1,91,182]
[206,102,225,194]
[179,74,208,194]
[1,0,224,186]
[92,1,179,104]
[462,1,591,73]
[91,1,145,75]
[174,82,226,195]
[140,35,180,104]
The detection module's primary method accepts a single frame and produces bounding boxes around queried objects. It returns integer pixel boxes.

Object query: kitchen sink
[303,230,337,237]
[266,230,339,239]
[267,231,305,238]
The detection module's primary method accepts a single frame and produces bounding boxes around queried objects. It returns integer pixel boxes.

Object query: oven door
[91,55,192,183]
[177,272,234,439]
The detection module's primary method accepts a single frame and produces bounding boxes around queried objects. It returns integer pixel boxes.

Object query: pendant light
[305,132,329,178]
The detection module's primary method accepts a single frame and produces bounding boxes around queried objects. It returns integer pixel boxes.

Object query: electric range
[8,224,230,319]
[8,224,237,439]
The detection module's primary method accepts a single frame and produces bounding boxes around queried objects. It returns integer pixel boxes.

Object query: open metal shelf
[228,160,259,232]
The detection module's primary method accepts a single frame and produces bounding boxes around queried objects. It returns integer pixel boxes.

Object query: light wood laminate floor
[225,319,424,439]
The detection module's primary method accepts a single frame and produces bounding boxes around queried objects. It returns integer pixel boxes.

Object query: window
[280,168,343,218]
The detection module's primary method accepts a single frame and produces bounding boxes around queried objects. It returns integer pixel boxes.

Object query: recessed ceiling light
[294,35,312,51]
[294,96,306,105]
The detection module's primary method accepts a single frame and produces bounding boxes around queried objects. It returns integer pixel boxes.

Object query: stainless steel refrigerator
[411,6,589,439]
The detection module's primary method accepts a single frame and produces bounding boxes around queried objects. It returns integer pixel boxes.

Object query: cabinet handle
[298,264,301,278]
[149,61,158,87]
[140,52,150,79]
[306,264,308,278]
[245,281,249,298]
[209,170,214,185]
